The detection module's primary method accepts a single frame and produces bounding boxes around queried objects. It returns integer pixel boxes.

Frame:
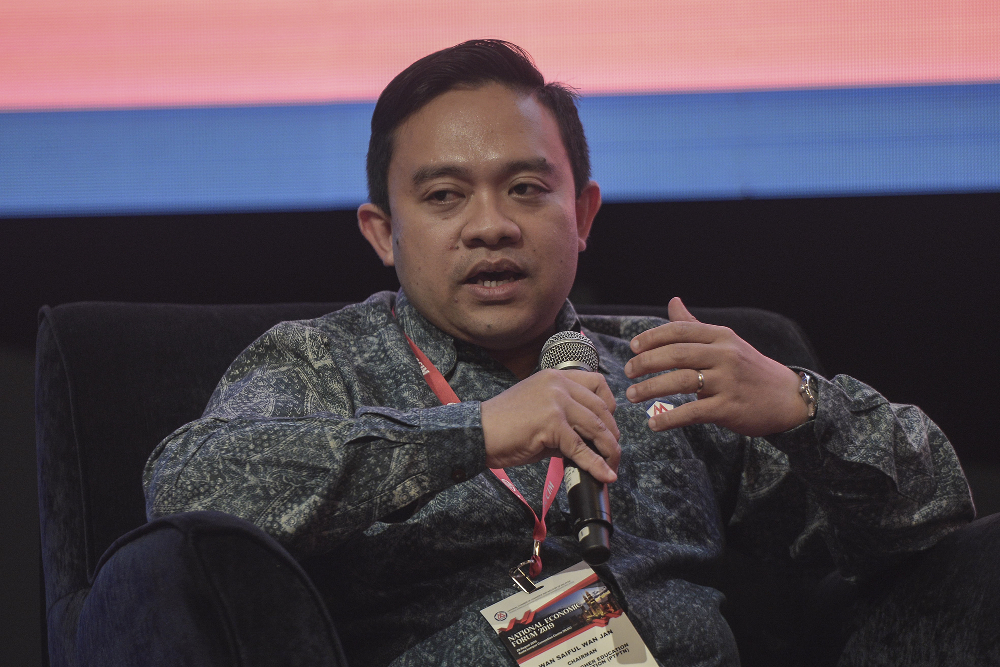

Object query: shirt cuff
[417,400,488,487]
[764,370,935,497]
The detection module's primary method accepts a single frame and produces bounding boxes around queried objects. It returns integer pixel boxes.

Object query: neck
[488,329,554,380]
[489,348,538,380]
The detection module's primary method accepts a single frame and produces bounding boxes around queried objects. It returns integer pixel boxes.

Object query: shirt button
[450,467,467,483]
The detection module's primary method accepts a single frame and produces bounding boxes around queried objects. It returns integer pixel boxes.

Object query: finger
[563,391,621,460]
[667,296,699,323]
[570,378,621,440]
[531,370,620,443]
[594,378,618,415]
[561,369,618,414]
[629,320,721,355]
[626,368,705,403]
[646,395,721,432]
[551,371,620,440]
[625,342,717,379]
[556,424,619,483]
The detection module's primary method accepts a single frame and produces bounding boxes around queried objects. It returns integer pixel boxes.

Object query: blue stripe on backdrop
[0,103,374,216]
[1,84,998,217]
[587,84,1000,201]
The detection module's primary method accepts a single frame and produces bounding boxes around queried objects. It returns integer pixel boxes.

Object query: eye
[510,182,546,197]
[426,189,461,204]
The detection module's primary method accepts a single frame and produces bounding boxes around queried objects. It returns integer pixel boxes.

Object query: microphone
[539,331,613,566]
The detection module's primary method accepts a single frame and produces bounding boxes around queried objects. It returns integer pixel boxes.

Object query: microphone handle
[563,453,612,565]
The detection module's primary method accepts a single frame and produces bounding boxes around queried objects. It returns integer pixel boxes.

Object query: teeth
[480,278,512,287]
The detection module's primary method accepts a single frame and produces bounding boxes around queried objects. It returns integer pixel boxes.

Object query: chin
[461,326,526,351]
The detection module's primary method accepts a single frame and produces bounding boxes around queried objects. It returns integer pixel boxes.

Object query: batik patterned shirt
[144,290,974,667]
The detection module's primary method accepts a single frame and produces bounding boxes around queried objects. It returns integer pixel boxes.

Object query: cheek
[394,231,446,285]
[546,224,583,261]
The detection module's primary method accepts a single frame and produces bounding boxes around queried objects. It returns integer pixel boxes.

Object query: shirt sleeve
[142,319,487,558]
[726,371,975,580]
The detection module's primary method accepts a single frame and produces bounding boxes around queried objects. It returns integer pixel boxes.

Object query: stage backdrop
[2,0,998,216]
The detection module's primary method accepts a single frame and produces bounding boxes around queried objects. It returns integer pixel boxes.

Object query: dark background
[4,192,999,665]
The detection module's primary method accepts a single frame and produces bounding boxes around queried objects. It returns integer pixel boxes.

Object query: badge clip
[509,560,539,593]
[509,541,544,593]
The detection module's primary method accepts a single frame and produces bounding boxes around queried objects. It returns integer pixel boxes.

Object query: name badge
[481,562,655,667]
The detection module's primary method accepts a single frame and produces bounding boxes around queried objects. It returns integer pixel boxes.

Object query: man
[145,40,974,666]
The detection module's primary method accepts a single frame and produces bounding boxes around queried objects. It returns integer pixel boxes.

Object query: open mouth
[469,270,524,288]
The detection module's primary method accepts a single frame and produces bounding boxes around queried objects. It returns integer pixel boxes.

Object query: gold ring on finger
[696,371,705,392]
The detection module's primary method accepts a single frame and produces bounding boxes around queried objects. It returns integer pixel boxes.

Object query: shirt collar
[393,290,584,377]
[394,290,458,376]
[554,300,583,335]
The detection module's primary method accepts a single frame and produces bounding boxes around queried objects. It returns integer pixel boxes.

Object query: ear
[357,203,395,266]
[574,180,602,252]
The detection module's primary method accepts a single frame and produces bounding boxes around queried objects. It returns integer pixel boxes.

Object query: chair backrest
[35,300,821,661]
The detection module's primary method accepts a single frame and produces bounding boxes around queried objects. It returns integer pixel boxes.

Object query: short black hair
[365,39,591,216]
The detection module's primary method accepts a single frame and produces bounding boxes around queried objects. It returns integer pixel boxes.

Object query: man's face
[361,83,600,354]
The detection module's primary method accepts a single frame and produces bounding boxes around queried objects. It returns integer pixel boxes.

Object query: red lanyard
[403,334,563,579]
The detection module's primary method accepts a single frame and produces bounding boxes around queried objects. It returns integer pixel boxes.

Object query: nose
[460,194,521,248]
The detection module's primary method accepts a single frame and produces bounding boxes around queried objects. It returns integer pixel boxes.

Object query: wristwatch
[798,371,817,419]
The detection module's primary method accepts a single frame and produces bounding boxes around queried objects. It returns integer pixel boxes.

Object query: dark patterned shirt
[144,290,974,667]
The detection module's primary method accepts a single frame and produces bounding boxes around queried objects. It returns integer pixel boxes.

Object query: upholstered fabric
[838,512,1000,666]
[76,511,347,667]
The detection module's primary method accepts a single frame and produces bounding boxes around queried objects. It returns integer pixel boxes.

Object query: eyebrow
[410,158,555,189]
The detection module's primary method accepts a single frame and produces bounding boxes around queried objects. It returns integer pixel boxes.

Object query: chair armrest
[76,511,349,667]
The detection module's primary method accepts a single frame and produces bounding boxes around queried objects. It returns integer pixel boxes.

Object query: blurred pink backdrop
[2,0,998,111]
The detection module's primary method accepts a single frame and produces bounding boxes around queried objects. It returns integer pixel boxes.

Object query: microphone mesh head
[539,331,599,372]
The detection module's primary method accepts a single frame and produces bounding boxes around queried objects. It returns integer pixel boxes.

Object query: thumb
[667,296,699,323]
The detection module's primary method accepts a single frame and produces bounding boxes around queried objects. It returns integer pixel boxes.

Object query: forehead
[388,84,570,189]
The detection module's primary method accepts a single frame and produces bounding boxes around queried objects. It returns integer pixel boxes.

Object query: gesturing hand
[481,369,621,483]
[624,297,810,436]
